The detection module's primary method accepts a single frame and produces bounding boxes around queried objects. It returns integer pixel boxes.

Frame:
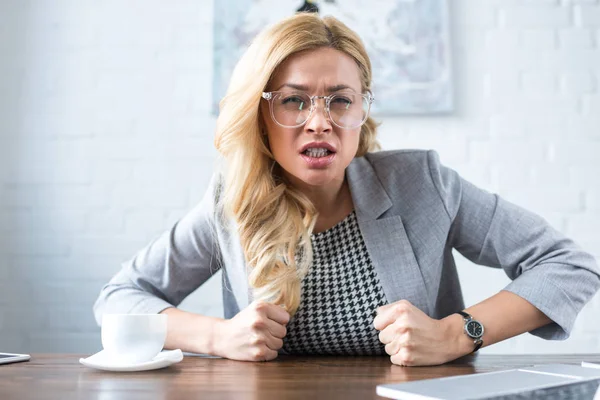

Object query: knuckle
[394,302,410,314]
[251,349,266,361]
[249,335,264,346]
[399,349,414,365]
[253,301,267,312]
[393,305,405,315]
[250,319,265,331]
[394,324,409,335]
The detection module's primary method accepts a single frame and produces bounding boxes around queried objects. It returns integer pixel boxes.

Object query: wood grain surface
[1,354,599,400]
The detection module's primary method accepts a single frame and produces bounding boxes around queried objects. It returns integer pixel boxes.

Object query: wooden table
[2,354,600,399]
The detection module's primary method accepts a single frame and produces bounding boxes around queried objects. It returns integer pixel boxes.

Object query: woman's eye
[281,96,304,104]
[332,97,352,107]
[280,96,307,110]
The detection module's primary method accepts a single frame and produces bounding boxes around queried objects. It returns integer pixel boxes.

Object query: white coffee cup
[101,314,168,364]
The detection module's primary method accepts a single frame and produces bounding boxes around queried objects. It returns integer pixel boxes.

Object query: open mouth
[301,148,335,158]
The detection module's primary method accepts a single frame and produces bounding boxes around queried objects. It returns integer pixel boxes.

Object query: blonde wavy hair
[214,13,380,316]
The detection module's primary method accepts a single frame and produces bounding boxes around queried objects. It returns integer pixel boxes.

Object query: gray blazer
[94,150,600,340]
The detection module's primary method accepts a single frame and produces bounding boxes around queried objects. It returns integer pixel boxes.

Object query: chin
[297,170,338,187]
[280,159,345,188]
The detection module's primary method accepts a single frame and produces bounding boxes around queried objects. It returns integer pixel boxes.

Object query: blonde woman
[94,13,600,366]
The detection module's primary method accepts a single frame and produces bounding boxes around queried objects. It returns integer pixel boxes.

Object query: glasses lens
[272,92,312,127]
[269,92,372,129]
[329,93,370,129]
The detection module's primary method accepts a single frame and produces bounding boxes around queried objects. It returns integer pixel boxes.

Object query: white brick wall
[0,0,599,355]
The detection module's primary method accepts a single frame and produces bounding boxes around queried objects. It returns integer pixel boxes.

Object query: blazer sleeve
[427,150,600,340]
[93,173,224,326]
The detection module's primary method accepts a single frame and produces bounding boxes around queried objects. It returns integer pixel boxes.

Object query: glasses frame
[261,90,375,130]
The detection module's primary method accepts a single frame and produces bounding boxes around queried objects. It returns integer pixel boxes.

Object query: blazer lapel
[346,157,432,315]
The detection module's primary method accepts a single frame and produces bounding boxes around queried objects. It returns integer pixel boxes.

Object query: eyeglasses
[261,90,374,129]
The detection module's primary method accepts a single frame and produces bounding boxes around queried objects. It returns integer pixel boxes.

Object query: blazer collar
[346,155,392,220]
[345,155,432,316]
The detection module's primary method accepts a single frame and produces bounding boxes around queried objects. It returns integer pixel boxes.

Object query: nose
[304,98,332,134]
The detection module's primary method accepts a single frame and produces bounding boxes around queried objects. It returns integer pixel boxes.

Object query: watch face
[466,320,484,338]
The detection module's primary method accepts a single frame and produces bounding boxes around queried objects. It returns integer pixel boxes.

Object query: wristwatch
[457,310,484,352]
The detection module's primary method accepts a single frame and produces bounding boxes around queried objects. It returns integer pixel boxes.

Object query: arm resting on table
[160,307,224,355]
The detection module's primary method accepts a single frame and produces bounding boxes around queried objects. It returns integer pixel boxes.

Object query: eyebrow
[275,83,356,92]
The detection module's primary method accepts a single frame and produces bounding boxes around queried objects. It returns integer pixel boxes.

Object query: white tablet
[0,352,31,365]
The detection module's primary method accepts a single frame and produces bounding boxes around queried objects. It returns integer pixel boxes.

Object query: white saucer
[79,349,183,372]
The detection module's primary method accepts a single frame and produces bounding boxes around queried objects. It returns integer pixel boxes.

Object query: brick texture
[0,0,598,355]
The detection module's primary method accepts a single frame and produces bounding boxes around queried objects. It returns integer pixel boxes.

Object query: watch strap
[457,310,471,320]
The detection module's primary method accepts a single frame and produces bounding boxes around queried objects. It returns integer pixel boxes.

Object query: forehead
[269,47,362,91]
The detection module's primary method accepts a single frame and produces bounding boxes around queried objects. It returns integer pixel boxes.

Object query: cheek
[267,133,283,155]
[265,128,294,161]
[342,129,361,156]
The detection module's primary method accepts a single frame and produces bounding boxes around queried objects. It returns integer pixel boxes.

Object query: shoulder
[353,149,446,183]
[364,149,431,171]
[185,168,227,228]
[349,149,461,219]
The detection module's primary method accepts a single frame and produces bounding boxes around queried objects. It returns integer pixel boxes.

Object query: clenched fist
[374,300,463,366]
[213,300,290,362]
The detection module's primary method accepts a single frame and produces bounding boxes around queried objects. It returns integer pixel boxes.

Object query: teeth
[304,148,330,158]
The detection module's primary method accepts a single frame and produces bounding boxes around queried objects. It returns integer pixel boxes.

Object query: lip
[300,152,336,169]
[299,141,337,153]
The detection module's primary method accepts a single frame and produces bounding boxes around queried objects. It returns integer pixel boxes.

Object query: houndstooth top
[282,210,388,355]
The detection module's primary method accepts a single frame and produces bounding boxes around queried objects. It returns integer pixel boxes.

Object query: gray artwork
[212,0,452,115]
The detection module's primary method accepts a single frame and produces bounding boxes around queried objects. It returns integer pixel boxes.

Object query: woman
[94,13,600,366]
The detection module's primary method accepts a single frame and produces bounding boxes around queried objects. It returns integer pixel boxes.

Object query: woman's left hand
[373,300,465,366]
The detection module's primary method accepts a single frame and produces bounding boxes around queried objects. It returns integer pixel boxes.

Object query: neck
[290,175,351,217]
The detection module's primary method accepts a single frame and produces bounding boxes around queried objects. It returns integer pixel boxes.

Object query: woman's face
[261,47,363,190]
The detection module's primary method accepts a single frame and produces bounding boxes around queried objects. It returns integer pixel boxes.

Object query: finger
[375,302,392,315]
[378,323,401,345]
[249,332,282,352]
[376,299,414,316]
[375,299,411,315]
[264,304,291,325]
[265,318,287,339]
[263,347,279,361]
[384,340,400,357]
[264,334,284,351]
[251,346,279,362]
[390,349,414,367]
[374,300,412,331]
[374,308,401,331]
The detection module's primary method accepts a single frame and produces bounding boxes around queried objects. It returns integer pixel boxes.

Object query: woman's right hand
[213,300,290,361]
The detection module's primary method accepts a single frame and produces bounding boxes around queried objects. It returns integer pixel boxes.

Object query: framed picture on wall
[212,0,453,115]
